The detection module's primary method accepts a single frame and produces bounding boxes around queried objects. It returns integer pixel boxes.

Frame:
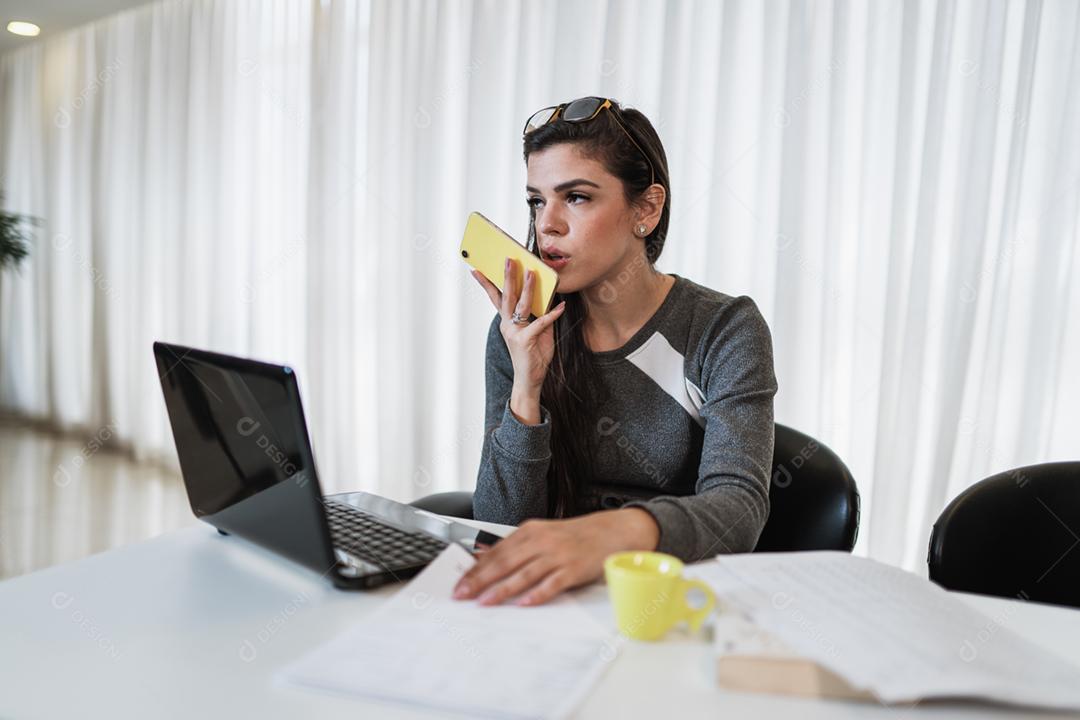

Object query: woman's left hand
[452,508,660,607]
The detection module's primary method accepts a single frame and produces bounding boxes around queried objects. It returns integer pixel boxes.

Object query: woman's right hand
[472,259,567,395]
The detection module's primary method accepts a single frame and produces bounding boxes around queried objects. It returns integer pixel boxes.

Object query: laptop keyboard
[324,500,449,571]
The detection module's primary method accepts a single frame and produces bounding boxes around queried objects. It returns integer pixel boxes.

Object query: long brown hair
[522,99,671,517]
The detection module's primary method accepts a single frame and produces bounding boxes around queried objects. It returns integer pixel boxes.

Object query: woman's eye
[567,193,589,204]
[526,197,543,208]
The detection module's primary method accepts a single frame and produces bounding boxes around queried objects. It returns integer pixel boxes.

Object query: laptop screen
[153,342,335,571]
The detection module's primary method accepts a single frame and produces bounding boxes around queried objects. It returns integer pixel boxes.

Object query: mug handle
[679,578,716,632]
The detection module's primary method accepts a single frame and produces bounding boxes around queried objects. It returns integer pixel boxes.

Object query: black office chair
[754,423,860,552]
[410,423,860,553]
[928,461,1080,609]
[411,489,476,519]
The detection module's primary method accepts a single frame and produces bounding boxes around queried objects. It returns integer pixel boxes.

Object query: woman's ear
[635,184,666,232]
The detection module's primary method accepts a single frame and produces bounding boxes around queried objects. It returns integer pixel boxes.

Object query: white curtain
[1,0,1077,571]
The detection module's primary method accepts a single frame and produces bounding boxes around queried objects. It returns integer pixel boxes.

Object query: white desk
[2,522,1079,719]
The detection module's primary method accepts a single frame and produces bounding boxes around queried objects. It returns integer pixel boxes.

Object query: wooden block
[712,613,879,702]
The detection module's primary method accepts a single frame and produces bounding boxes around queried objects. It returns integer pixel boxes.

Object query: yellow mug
[604,551,716,641]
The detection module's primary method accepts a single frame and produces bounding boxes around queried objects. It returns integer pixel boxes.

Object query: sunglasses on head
[523,96,656,187]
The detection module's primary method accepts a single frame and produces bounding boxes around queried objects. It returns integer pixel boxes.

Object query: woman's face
[526,143,639,294]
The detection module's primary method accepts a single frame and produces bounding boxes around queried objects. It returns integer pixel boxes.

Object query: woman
[453,97,777,607]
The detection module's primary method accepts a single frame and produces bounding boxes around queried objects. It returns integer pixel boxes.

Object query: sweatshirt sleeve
[472,314,554,524]
[622,296,777,562]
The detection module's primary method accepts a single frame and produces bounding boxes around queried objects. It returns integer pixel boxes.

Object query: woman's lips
[542,256,570,271]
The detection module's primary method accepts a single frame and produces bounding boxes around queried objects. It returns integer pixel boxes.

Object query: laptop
[153,341,496,589]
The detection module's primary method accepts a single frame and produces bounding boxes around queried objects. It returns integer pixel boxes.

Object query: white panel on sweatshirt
[625,331,705,428]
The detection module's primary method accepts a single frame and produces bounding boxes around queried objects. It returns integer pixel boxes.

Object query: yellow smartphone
[460,211,559,318]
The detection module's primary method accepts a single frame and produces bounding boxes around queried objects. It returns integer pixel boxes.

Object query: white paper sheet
[279,543,618,719]
[686,551,1080,710]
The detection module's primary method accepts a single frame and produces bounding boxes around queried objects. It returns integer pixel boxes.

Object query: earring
[636,224,648,237]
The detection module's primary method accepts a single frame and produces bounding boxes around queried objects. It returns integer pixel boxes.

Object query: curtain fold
[1,0,1077,571]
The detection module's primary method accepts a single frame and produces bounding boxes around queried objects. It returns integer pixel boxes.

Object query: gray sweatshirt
[472,273,778,563]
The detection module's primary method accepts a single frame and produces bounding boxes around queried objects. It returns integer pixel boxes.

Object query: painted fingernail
[453,583,469,598]
[505,258,511,271]
[478,591,498,605]
[516,595,534,606]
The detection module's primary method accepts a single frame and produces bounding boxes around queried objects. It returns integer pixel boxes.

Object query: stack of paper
[687,551,1080,711]
[279,543,618,719]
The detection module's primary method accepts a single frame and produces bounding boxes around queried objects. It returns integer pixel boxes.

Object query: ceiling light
[7,21,41,37]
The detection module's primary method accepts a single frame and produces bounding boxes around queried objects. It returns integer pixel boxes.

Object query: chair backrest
[928,461,1080,608]
[754,423,860,553]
